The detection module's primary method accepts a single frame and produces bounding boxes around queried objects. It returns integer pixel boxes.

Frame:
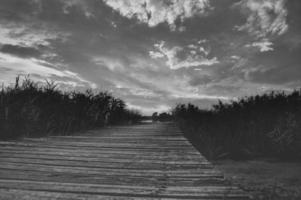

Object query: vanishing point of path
[0,122,250,199]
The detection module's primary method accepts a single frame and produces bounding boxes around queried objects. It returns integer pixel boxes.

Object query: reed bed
[173,90,301,160]
[0,77,142,139]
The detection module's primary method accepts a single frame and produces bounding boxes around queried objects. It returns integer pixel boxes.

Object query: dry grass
[215,159,301,200]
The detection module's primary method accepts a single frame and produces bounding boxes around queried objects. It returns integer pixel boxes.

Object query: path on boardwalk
[0,122,249,199]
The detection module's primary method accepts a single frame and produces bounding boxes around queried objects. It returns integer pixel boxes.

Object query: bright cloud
[149,51,165,59]
[0,52,96,88]
[129,88,159,97]
[246,39,274,52]
[171,93,230,100]
[103,0,211,31]
[236,0,288,38]
[149,41,218,69]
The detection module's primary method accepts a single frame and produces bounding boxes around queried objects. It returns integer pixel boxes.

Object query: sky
[0,0,300,115]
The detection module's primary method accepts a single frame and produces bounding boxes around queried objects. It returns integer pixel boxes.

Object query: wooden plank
[0,149,206,160]
[0,141,197,151]
[0,146,201,155]
[0,154,210,165]
[0,150,204,162]
[49,136,188,140]
[0,155,213,170]
[0,179,248,199]
[0,122,250,199]
[0,155,208,165]
[0,163,224,178]
[0,188,161,200]
[0,141,194,149]
[0,169,228,187]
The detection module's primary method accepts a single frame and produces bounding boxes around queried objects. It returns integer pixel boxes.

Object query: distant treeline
[173,90,301,160]
[151,112,173,122]
[0,77,142,140]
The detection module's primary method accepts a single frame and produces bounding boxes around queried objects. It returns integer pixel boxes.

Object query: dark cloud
[0,44,41,58]
[0,0,40,21]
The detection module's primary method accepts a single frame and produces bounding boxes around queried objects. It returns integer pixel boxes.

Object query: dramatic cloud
[103,0,211,30]
[0,0,300,114]
[236,0,288,38]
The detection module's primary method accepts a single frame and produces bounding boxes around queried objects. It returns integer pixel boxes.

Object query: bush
[151,112,173,122]
[0,76,142,139]
[173,90,301,160]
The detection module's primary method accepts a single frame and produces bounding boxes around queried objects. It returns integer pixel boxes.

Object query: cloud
[188,73,212,86]
[173,57,218,69]
[93,57,126,71]
[236,0,288,38]
[151,41,182,68]
[149,41,218,69]
[61,0,94,18]
[1,0,300,115]
[246,39,274,52]
[103,0,211,31]
[149,51,164,59]
[128,88,160,98]
[231,55,240,60]
[0,52,96,88]
[0,23,63,47]
[171,92,230,100]
[0,44,41,58]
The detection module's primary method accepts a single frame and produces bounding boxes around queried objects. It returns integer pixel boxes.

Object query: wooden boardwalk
[0,122,249,199]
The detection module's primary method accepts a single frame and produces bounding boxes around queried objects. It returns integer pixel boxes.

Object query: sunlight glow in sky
[0,0,300,114]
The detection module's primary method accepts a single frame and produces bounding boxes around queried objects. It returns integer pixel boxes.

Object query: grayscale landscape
[0,0,300,199]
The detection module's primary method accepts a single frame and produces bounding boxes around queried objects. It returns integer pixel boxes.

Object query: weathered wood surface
[0,122,250,199]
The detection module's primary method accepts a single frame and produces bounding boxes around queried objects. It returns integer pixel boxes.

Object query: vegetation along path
[0,122,250,199]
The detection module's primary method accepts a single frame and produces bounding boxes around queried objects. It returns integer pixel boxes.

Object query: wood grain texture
[0,122,250,199]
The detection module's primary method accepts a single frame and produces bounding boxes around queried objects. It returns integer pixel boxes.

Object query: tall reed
[0,77,142,139]
[173,90,301,160]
